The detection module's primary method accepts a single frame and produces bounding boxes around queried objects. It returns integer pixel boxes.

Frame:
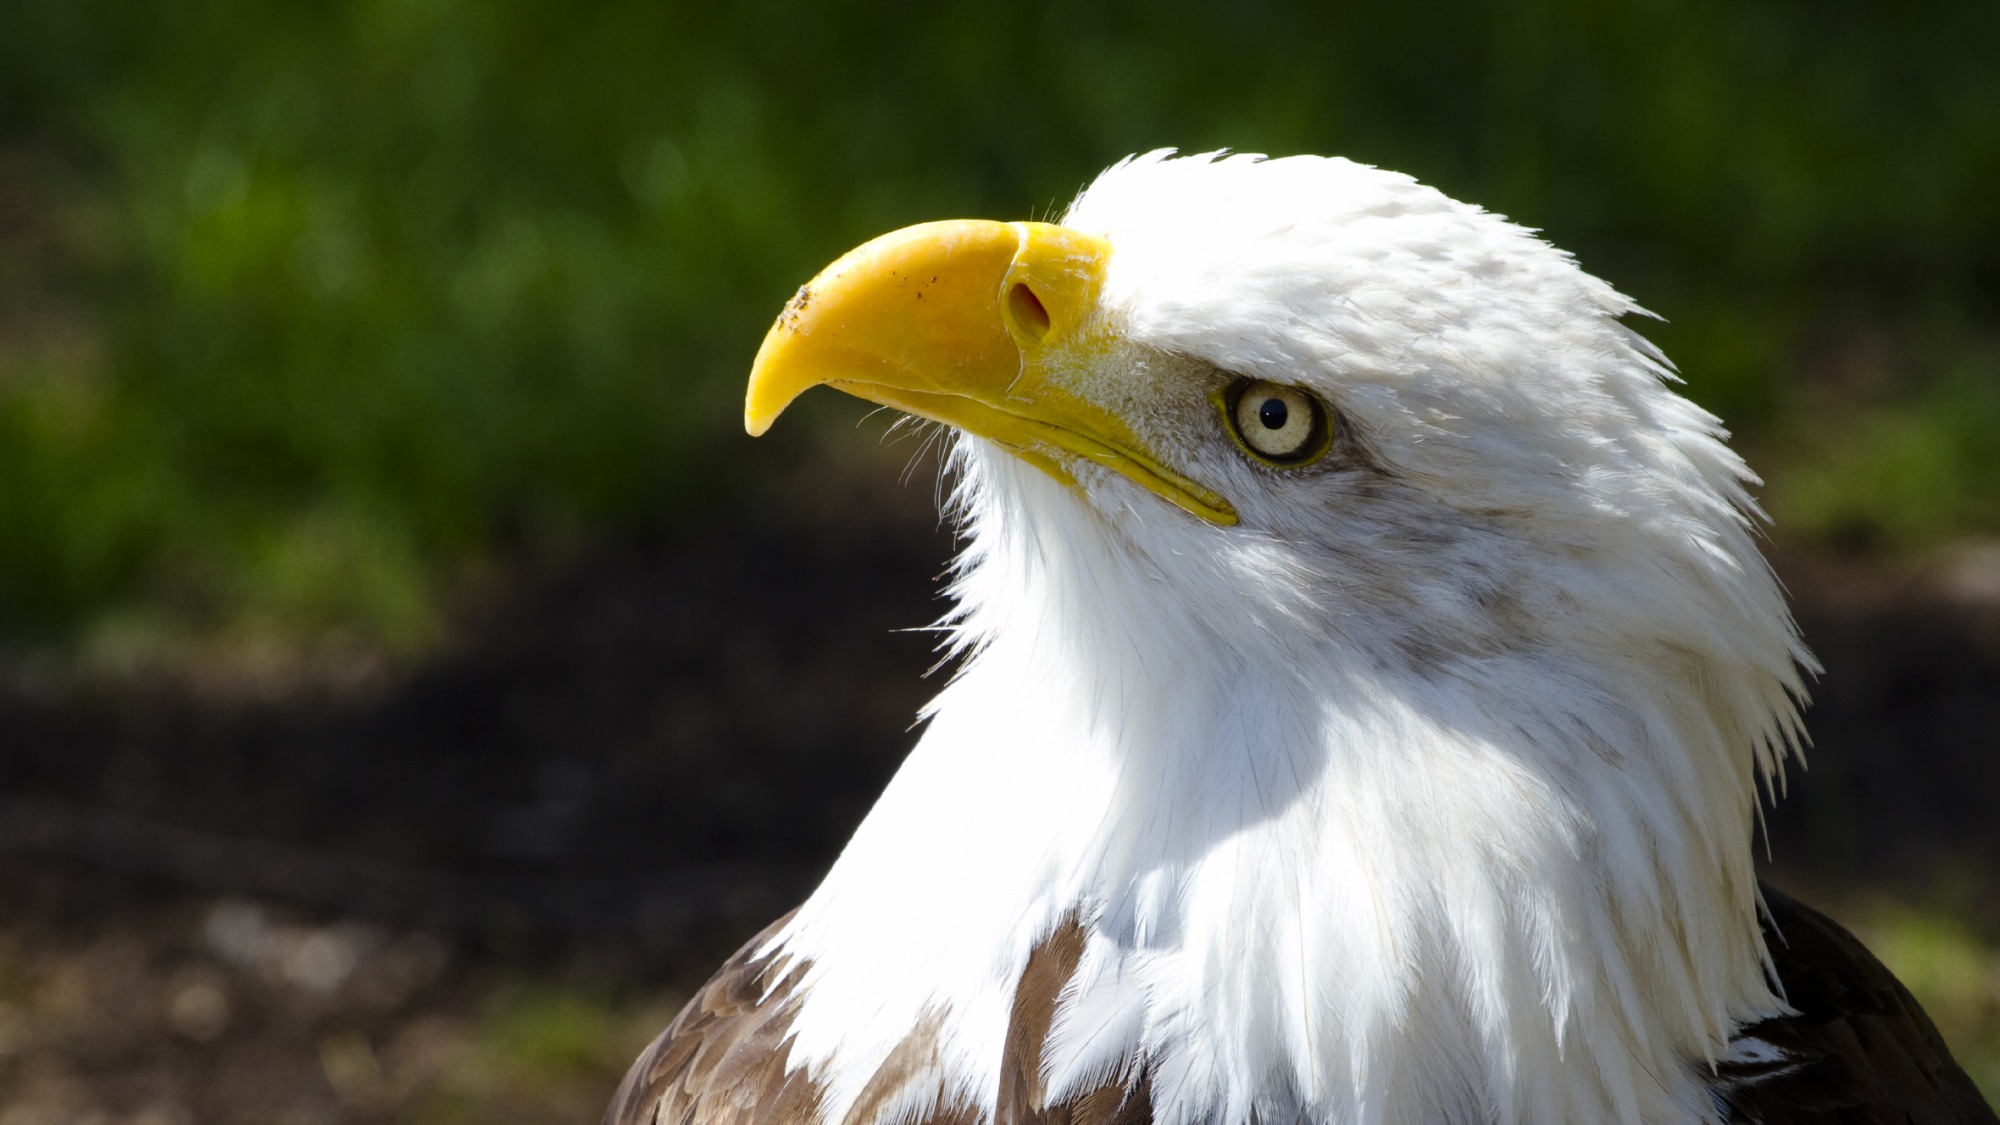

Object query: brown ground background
[0,456,1996,1123]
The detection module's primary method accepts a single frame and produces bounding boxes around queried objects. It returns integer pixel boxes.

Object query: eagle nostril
[1005,283,1051,345]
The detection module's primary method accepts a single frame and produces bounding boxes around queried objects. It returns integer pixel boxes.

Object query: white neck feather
[771,445,1791,1125]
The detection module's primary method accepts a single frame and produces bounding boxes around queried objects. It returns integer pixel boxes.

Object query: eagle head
[750,151,1807,773]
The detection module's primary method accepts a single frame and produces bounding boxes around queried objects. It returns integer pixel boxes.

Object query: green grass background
[2,0,1996,657]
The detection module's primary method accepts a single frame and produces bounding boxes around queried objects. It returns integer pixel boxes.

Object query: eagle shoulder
[606,913,1155,1125]
[602,912,821,1125]
[1718,884,1997,1124]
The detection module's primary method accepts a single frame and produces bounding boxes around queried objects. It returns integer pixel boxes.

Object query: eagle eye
[1223,379,1331,466]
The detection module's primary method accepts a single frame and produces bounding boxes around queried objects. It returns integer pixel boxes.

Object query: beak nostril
[1005,283,1051,344]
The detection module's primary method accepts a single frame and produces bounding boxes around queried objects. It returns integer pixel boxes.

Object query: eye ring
[1218,379,1333,467]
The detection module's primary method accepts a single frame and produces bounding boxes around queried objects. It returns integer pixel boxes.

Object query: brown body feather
[1718,888,1996,1124]
[606,888,1994,1125]
[603,912,821,1125]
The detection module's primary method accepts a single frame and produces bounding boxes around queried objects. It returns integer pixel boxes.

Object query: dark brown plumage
[606,890,1994,1125]
[1719,888,1996,1124]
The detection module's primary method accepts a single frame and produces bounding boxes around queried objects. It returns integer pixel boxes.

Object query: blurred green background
[1,0,1997,1119]
[2,0,1997,660]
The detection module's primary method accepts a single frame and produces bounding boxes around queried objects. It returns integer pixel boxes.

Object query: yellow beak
[744,219,1237,526]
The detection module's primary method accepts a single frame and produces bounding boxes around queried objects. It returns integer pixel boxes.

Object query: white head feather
[770,151,1812,1125]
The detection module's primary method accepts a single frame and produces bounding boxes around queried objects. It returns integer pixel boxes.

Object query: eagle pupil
[1258,398,1288,430]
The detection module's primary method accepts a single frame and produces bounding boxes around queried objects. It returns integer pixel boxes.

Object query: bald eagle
[606,152,1994,1125]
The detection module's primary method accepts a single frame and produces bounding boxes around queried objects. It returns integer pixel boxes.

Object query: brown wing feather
[834,1010,982,1125]
[606,910,1157,1125]
[1718,884,1998,1124]
[604,910,992,1125]
[603,911,824,1125]
[997,917,1152,1125]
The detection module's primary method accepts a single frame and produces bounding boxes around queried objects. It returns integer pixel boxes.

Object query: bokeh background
[1,0,1996,1120]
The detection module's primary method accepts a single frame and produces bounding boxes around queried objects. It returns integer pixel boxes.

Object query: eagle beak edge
[744,220,1027,438]
[744,219,1238,527]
